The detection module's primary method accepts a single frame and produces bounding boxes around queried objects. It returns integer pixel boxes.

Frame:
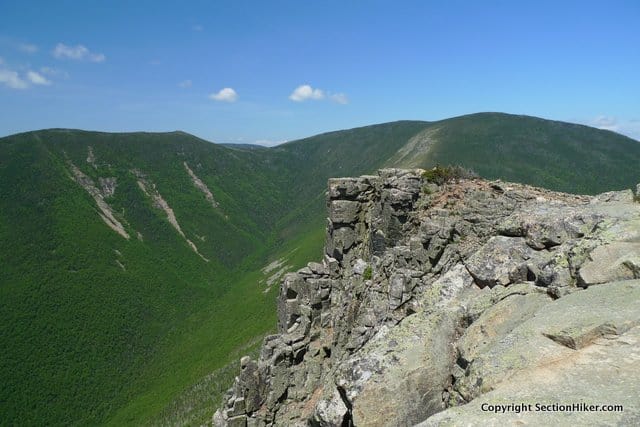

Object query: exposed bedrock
[214,169,640,427]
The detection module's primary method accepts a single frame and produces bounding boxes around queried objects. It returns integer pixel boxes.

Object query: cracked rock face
[214,169,640,427]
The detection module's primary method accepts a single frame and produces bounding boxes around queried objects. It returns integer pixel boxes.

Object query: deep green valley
[1,112,639,426]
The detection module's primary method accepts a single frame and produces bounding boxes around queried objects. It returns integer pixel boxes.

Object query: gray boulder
[465,236,534,288]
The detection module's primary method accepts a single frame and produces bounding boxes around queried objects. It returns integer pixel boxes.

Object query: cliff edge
[214,169,640,426]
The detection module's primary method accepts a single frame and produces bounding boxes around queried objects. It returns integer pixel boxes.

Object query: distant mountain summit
[1,113,639,425]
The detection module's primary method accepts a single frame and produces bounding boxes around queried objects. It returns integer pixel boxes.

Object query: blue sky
[1,0,639,144]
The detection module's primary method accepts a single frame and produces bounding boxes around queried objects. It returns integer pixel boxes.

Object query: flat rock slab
[452,280,640,405]
[336,309,458,427]
[458,291,551,363]
[578,242,640,286]
[419,325,640,427]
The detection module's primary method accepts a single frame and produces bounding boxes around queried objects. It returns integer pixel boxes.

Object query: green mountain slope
[270,120,432,240]
[1,113,638,426]
[387,113,640,194]
[0,130,300,425]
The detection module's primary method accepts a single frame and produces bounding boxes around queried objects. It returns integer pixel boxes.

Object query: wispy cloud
[193,24,204,32]
[289,84,324,101]
[0,68,29,89]
[591,115,617,131]
[179,79,192,88]
[586,115,640,141]
[329,93,349,104]
[40,66,69,79]
[53,43,105,62]
[0,59,53,89]
[289,84,348,104]
[18,42,38,53]
[26,71,51,86]
[0,37,38,53]
[620,122,640,141]
[209,87,238,102]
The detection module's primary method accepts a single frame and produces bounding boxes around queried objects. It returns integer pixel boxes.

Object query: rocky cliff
[214,169,640,426]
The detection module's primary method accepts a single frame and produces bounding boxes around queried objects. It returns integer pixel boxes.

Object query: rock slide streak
[133,169,209,261]
[67,160,130,239]
[214,169,640,426]
[184,161,220,209]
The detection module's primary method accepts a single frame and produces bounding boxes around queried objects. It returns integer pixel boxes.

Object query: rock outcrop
[214,169,640,426]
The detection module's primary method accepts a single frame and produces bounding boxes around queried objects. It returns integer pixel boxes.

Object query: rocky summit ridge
[214,169,640,427]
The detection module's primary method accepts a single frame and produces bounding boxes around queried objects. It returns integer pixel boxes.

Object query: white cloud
[53,43,106,62]
[27,71,51,85]
[329,93,349,104]
[209,87,238,102]
[289,84,325,101]
[0,60,54,89]
[18,43,38,53]
[0,68,29,89]
[40,66,69,79]
[179,79,192,88]
[289,84,348,104]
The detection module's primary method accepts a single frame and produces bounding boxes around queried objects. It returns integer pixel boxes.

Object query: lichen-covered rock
[457,290,551,364]
[213,170,640,426]
[465,236,534,288]
[313,389,348,426]
[338,308,459,426]
[422,282,640,427]
[329,200,361,224]
[578,242,640,286]
[452,280,640,404]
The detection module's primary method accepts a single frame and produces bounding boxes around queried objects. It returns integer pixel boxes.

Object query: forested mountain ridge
[1,112,639,425]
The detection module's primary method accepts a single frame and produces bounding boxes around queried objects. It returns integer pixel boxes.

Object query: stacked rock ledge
[214,169,640,427]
